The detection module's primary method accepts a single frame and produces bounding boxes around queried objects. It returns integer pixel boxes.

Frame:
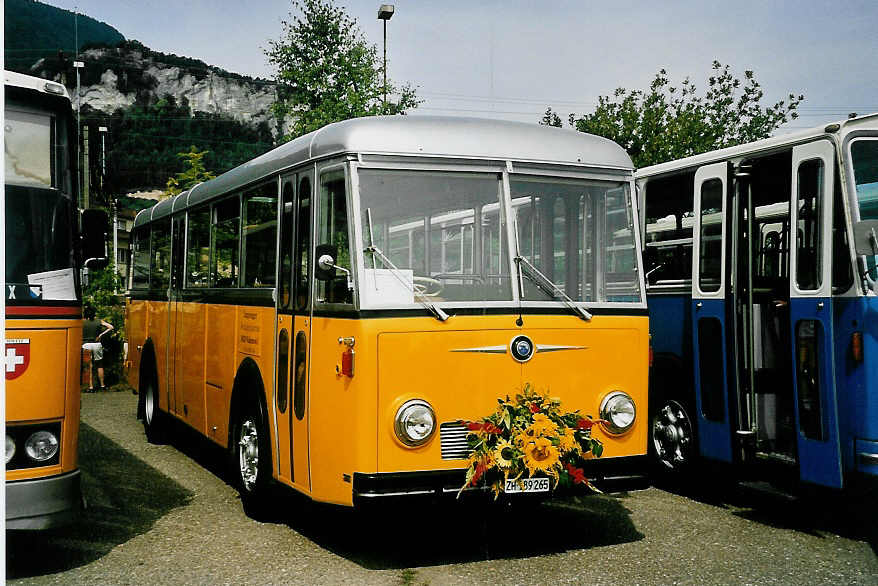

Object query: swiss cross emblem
[5,338,31,380]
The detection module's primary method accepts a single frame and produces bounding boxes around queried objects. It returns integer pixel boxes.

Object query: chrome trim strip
[859,452,878,465]
[535,344,587,353]
[355,489,435,498]
[449,345,507,354]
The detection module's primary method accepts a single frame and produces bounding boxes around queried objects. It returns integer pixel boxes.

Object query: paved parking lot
[6,391,877,585]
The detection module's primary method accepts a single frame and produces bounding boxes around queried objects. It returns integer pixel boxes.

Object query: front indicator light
[394,399,436,447]
[6,435,15,464]
[600,391,636,435]
[25,430,59,462]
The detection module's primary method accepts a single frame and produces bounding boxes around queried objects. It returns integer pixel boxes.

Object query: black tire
[142,375,168,444]
[230,398,272,518]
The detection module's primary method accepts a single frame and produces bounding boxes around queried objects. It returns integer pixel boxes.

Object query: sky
[45,0,878,132]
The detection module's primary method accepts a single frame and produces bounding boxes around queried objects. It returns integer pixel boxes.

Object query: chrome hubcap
[652,400,692,470]
[145,387,155,425]
[238,419,259,491]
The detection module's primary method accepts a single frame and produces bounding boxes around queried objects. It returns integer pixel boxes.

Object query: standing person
[82,306,114,391]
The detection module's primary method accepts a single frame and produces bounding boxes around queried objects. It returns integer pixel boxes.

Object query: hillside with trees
[4,0,124,72]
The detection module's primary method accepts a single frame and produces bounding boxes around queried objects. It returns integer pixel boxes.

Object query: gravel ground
[6,391,877,585]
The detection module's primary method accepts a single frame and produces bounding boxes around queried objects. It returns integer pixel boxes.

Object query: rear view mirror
[81,208,109,267]
[314,244,339,281]
[853,220,878,256]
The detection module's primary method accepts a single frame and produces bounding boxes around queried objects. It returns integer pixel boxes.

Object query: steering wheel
[412,276,444,297]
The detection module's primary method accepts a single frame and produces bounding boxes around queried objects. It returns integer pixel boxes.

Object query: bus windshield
[357,168,641,306]
[851,139,878,220]
[359,169,513,303]
[511,177,641,303]
[4,187,76,301]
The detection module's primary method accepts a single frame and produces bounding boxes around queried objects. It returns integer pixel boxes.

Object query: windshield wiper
[364,245,450,322]
[514,254,592,321]
[364,207,449,322]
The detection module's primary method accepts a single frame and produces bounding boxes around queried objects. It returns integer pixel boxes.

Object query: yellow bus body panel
[5,317,81,481]
[307,313,648,506]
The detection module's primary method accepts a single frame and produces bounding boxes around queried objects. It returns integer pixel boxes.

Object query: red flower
[470,460,487,486]
[484,423,503,434]
[576,418,594,430]
[565,462,587,485]
[529,403,541,414]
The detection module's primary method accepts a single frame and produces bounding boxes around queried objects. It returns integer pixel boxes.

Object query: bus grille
[440,422,472,460]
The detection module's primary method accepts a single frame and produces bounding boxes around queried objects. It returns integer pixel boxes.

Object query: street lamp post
[377,4,394,113]
[73,60,84,206]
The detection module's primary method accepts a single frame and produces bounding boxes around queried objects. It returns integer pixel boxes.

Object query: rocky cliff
[31,42,284,135]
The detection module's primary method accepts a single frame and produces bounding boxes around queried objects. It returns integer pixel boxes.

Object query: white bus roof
[637,112,878,179]
[136,116,634,227]
[4,70,69,100]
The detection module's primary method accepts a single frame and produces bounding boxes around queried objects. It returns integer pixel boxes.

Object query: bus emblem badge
[5,338,31,380]
[510,335,535,362]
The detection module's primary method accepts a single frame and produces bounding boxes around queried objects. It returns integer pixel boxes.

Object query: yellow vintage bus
[5,71,105,528]
[126,116,649,512]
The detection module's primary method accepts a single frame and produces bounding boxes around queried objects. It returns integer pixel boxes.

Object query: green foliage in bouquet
[458,384,604,498]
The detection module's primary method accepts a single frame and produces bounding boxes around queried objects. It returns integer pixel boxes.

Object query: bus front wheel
[650,398,696,475]
[231,400,271,517]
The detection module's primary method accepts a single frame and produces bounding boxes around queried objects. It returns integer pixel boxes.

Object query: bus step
[737,480,797,503]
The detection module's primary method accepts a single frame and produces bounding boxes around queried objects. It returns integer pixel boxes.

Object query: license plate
[504,477,550,493]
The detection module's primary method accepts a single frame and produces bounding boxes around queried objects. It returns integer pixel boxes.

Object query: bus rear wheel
[231,401,271,518]
[142,377,168,444]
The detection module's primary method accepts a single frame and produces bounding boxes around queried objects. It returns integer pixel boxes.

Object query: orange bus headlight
[6,435,15,464]
[600,391,636,435]
[394,399,436,447]
[25,430,59,462]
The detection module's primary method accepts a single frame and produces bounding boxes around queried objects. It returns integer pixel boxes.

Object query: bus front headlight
[6,435,15,464]
[25,430,59,462]
[600,391,636,435]
[394,399,436,447]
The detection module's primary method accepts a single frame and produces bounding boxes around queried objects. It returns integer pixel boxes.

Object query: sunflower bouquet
[458,384,604,499]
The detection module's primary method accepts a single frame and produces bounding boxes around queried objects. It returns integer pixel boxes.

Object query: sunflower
[558,428,578,453]
[530,413,558,437]
[493,438,515,469]
[522,436,560,475]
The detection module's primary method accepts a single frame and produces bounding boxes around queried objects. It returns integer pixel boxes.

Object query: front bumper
[352,456,650,506]
[6,469,84,530]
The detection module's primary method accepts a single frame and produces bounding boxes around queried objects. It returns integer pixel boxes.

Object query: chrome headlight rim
[24,430,59,462]
[599,390,636,435]
[394,399,436,447]
[6,434,16,464]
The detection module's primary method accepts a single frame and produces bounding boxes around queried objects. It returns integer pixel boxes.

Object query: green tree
[165,146,216,197]
[543,61,804,168]
[265,0,421,140]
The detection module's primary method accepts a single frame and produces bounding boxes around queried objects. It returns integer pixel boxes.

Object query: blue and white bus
[636,113,878,492]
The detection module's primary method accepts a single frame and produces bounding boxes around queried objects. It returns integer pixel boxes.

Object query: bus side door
[691,162,734,463]
[789,140,843,488]
[274,170,313,494]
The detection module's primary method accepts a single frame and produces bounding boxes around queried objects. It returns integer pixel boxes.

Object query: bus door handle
[696,302,703,309]
[816,302,824,310]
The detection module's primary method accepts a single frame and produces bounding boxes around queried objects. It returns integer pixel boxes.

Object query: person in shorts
[82,306,114,391]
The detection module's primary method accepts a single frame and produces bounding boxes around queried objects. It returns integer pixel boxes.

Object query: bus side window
[642,172,695,288]
[212,196,241,288]
[317,168,352,305]
[279,179,295,309]
[795,159,823,291]
[150,220,171,293]
[295,176,311,311]
[187,207,210,288]
[243,182,278,288]
[131,227,150,289]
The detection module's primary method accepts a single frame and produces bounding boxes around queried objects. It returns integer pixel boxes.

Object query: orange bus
[4,71,106,529]
[126,116,649,513]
